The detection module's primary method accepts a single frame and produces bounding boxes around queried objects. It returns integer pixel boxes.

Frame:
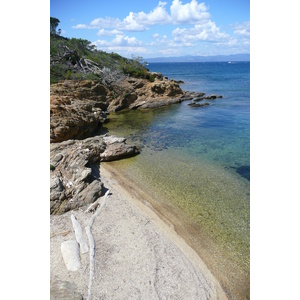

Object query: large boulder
[100,136,140,162]
[50,137,106,214]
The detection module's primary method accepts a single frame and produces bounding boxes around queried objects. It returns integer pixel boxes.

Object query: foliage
[50,24,152,84]
[120,55,150,79]
[50,17,60,35]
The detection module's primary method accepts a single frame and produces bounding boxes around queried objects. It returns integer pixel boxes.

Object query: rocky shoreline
[50,73,218,143]
[50,73,226,299]
[50,135,139,214]
[50,73,222,215]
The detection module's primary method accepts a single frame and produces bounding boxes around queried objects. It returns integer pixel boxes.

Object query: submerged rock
[188,102,210,108]
[204,94,223,100]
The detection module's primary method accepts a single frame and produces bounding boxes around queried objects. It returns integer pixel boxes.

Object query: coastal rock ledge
[50,135,139,215]
[50,78,206,143]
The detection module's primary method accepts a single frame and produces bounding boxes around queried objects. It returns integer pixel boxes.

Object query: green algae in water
[125,61,250,298]
[103,106,250,271]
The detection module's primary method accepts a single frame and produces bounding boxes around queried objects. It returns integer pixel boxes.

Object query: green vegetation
[120,55,150,79]
[50,17,60,35]
[50,17,152,84]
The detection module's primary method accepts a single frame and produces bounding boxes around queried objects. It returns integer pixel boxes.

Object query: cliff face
[50,80,108,143]
[50,74,199,143]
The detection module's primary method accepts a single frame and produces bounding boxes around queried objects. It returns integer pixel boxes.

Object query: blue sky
[50,0,250,58]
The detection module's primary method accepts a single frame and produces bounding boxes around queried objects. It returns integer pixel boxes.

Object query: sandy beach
[50,163,227,299]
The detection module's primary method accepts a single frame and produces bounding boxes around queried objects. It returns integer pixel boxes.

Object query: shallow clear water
[102,62,250,298]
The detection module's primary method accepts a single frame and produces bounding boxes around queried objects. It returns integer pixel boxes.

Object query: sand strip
[50,163,227,299]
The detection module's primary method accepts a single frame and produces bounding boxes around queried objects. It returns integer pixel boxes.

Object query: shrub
[65,70,72,79]
[148,74,155,82]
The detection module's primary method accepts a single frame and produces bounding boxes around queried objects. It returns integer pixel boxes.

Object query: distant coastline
[144,53,250,63]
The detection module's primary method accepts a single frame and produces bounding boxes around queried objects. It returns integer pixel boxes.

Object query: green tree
[50,17,60,34]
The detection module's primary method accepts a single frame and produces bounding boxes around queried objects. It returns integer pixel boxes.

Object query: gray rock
[51,153,64,167]
[100,141,139,162]
[50,135,139,214]
[50,175,65,202]
[50,137,105,214]
[103,135,126,145]
[204,94,223,100]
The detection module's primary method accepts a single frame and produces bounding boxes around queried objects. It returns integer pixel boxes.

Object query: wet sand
[100,162,250,300]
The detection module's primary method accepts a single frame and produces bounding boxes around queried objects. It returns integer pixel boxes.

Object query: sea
[102,61,250,299]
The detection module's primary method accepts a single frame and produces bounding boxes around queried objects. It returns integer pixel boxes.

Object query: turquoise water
[103,62,250,298]
[148,62,250,171]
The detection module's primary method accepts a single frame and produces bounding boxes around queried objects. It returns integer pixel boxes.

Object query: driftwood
[50,230,71,238]
[85,190,110,213]
[85,190,110,300]
[71,214,89,254]
[51,45,103,75]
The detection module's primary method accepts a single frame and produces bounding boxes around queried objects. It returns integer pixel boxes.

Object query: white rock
[103,135,126,145]
[61,240,81,271]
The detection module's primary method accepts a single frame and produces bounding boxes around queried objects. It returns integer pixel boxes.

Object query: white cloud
[90,17,121,28]
[173,20,230,42]
[73,23,88,29]
[170,0,210,24]
[73,1,171,32]
[73,1,211,31]
[122,12,149,31]
[114,34,141,46]
[71,1,249,57]
[97,29,123,36]
[121,1,171,30]
[94,34,142,47]
[233,22,250,37]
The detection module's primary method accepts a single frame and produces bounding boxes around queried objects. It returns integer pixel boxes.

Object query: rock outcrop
[50,75,220,214]
[50,135,139,214]
[50,80,109,143]
[50,77,207,142]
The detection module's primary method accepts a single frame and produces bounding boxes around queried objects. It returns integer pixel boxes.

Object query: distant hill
[144,54,250,63]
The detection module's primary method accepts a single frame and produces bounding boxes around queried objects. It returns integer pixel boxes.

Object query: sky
[50,0,249,58]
